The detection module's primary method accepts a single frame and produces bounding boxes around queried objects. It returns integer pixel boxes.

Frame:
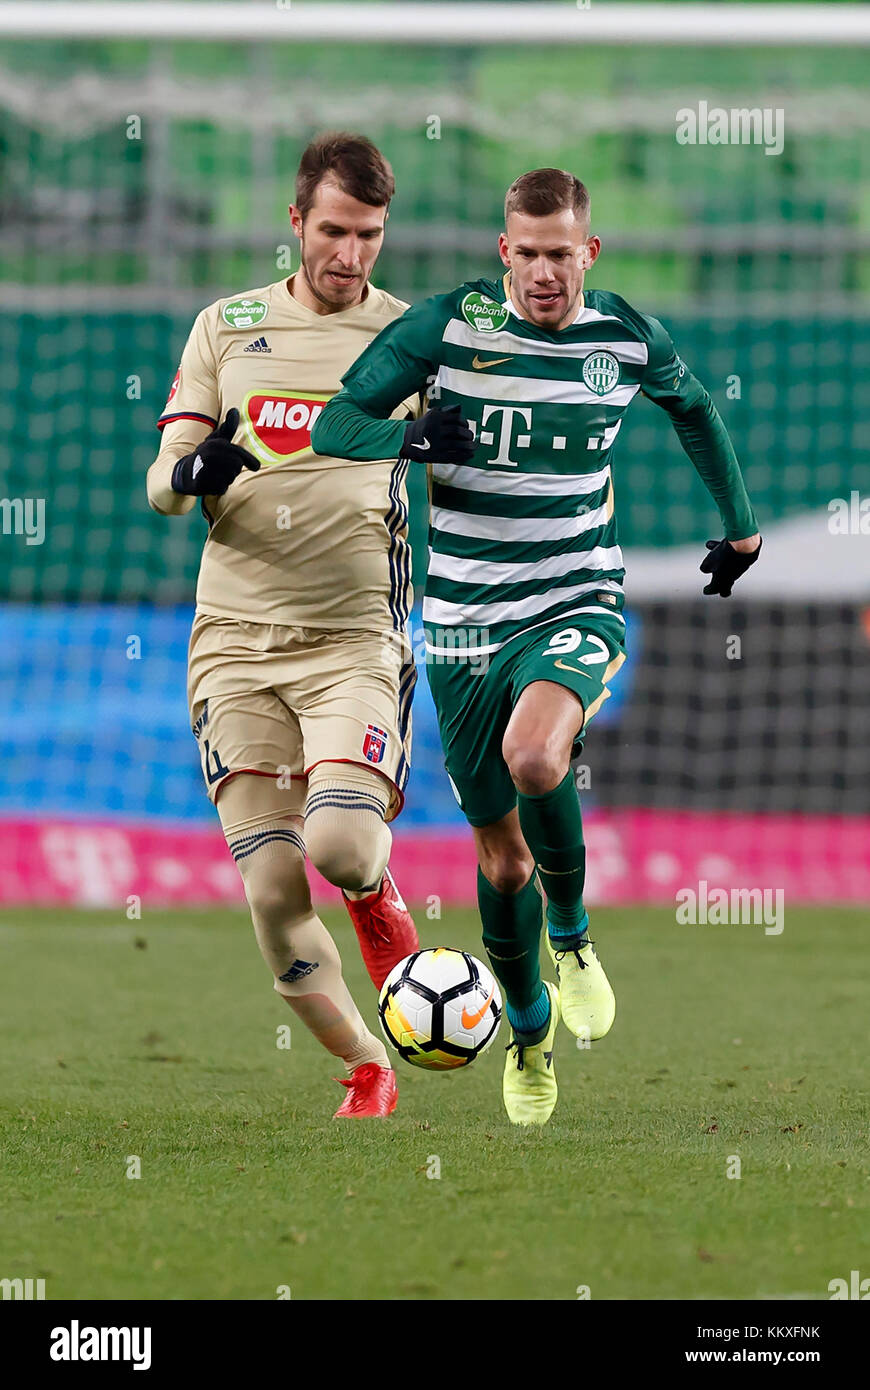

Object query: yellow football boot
[547,923,615,1041]
[502,982,560,1126]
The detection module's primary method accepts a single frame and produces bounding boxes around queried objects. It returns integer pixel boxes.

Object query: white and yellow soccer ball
[378,948,502,1070]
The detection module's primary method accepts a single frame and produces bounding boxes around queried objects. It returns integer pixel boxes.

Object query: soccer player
[312,168,762,1125]
[146,134,422,1119]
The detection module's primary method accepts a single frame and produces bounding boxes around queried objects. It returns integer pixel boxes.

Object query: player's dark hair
[504,168,590,224]
[295,132,395,216]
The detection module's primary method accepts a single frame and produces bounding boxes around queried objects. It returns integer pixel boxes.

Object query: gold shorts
[187,613,416,821]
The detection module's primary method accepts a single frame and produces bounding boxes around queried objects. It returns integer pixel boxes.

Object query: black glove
[700,536,762,597]
[402,403,475,464]
[171,409,260,496]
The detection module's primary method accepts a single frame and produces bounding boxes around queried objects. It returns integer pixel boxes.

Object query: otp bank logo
[244,391,330,464]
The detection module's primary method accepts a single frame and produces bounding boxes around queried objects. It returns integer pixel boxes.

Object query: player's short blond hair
[504,169,590,226]
[296,132,395,217]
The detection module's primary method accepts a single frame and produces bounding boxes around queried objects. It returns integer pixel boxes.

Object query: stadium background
[1,0,868,906]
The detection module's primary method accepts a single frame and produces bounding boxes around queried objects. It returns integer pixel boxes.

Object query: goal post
[1,3,870,45]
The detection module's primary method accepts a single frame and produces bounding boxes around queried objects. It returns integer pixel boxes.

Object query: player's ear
[288,204,304,239]
[582,235,602,269]
[497,231,511,269]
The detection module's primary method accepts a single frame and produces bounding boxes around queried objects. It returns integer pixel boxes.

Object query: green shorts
[426,605,627,828]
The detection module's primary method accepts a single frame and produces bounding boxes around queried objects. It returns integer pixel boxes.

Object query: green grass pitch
[1,905,866,1301]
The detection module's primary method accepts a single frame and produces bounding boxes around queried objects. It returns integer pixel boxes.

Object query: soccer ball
[378,948,502,1070]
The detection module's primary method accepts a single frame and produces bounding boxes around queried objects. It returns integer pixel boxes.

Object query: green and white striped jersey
[321,275,757,656]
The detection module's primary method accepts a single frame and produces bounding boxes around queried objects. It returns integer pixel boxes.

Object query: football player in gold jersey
[147,134,420,1118]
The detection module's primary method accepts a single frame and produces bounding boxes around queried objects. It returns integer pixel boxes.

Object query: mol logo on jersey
[582,351,620,396]
[243,391,330,464]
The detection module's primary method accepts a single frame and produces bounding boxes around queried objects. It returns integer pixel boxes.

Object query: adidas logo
[278,958,320,984]
[244,336,271,353]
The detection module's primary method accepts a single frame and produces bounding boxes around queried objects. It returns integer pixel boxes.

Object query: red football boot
[343,866,419,990]
[333,1063,398,1118]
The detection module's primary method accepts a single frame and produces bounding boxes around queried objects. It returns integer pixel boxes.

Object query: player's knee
[502,737,567,797]
[225,833,329,992]
[304,766,393,893]
[478,854,535,897]
[306,823,388,893]
[222,816,305,917]
[234,842,308,928]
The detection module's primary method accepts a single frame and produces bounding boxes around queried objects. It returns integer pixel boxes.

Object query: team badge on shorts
[362,724,389,764]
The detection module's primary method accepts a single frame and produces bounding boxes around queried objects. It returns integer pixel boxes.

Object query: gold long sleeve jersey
[147,277,417,631]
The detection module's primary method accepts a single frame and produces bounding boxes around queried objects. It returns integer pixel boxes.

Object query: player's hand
[171,409,261,496]
[403,403,475,464]
[700,534,762,597]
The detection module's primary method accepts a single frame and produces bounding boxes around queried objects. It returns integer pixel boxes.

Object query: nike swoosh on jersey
[553,658,595,678]
[461,984,496,1030]
[472,355,514,370]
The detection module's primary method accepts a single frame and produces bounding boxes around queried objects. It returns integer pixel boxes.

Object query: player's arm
[147,418,210,515]
[641,316,761,596]
[311,298,474,464]
[146,309,259,516]
[147,309,218,515]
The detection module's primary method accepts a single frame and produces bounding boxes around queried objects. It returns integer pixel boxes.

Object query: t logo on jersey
[477,403,533,468]
[243,390,330,465]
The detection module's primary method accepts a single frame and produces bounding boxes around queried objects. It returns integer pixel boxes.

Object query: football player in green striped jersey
[313,168,761,1125]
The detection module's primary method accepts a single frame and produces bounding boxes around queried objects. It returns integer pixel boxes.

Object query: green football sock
[477,866,545,1023]
[517,770,587,938]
